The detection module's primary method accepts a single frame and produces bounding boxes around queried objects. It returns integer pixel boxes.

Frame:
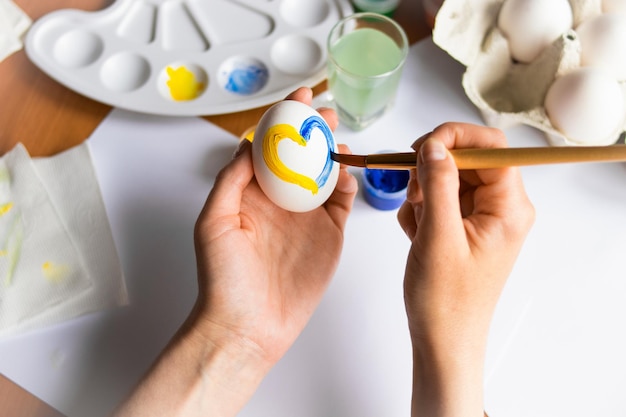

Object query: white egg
[498,0,573,63]
[576,12,626,81]
[544,67,625,145]
[252,100,340,212]
[603,0,626,13]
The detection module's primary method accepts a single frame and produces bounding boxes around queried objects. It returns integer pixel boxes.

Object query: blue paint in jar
[365,169,409,193]
[362,167,409,210]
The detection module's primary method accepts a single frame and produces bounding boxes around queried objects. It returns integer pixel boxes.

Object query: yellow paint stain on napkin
[0,202,13,216]
[1,214,23,286]
[42,261,70,283]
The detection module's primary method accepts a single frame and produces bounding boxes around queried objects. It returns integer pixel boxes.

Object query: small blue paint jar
[361,165,410,210]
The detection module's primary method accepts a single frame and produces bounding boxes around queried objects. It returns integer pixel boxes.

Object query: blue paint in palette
[224,65,269,95]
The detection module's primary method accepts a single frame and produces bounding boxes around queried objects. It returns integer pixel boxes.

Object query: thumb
[416,138,463,239]
[197,139,253,225]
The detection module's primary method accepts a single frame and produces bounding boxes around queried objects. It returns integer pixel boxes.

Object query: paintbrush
[330,145,626,170]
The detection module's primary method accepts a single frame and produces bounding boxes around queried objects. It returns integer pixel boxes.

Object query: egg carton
[432,0,626,146]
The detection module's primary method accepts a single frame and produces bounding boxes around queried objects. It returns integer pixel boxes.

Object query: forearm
[113,309,272,417]
[410,335,487,417]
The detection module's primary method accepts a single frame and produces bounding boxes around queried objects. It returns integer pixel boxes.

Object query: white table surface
[1,37,625,417]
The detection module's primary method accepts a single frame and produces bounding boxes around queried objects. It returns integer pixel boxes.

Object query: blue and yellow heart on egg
[262,116,334,195]
[252,100,340,212]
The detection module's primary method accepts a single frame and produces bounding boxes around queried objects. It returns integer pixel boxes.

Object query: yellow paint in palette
[42,261,70,283]
[262,124,319,194]
[166,66,205,101]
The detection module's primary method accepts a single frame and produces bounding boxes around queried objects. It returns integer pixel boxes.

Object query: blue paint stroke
[299,115,335,189]
[224,65,269,95]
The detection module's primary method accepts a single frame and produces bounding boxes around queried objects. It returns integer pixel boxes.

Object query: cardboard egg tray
[432,0,626,146]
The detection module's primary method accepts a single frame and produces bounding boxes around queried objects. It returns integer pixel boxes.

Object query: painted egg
[544,67,625,145]
[252,100,340,212]
[497,0,573,63]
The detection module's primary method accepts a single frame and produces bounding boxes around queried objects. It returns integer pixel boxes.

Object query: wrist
[114,309,274,417]
[410,332,487,417]
[182,308,275,398]
[189,317,274,372]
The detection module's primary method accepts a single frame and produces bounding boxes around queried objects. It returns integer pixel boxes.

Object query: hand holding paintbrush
[398,124,536,417]
[331,144,626,170]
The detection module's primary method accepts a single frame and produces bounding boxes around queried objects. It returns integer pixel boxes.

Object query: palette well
[25,0,352,116]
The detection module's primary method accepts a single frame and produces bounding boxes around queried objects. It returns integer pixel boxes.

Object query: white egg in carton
[25,0,352,116]
[432,0,626,146]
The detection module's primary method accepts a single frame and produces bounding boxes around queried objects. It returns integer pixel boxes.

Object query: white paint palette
[25,0,352,116]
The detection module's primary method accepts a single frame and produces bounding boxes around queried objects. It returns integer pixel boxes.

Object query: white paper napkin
[0,143,127,337]
[0,0,31,62]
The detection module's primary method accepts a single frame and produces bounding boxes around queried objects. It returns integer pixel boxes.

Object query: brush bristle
[330,152,367,167]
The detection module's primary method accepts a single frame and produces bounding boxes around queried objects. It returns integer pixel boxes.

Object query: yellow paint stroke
[262,124,318,194]
[166,66,204,101]
[0,202,13,216]
[241,126,256,142]
[42,261,70,283]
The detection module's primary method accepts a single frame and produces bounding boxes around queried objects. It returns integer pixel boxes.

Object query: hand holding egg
[252,100,340,212]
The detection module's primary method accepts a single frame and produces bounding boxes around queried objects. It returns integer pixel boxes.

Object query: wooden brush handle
[365,145,626,170]
[451,145,626,169]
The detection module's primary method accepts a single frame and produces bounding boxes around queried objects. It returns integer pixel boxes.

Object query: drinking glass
[326,12,408,131]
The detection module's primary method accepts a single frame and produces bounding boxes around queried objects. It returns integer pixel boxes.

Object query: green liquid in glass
[328,28,405,130]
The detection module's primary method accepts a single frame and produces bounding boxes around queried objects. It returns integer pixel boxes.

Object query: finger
[284,87,313,105]
[430,122,507,149]
[317,107,339,131]
[471,167,534,232]
[197,139,254,229]
[324,144,357,229]
[397,201,418,240]
[416,138,465,243]
[430,123,531,219]
[428,123,535,239]
[406,168,421,204]
[410,131,433,151]
[324,167,357,229]
[284,87,339,131]
[430,122,510,187]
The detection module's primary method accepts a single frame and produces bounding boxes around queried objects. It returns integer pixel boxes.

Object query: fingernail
[420,138,448,162]
[233,138,251,159]
[411,131,432,150]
